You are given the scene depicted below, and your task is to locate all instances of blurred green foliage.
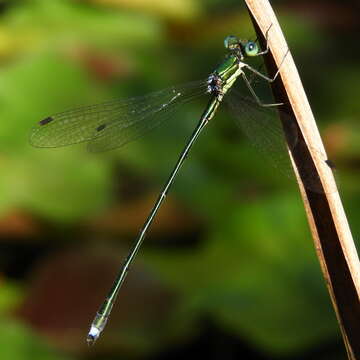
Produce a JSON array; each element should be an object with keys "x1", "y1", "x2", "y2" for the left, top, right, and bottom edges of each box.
[
  {"x1": 0, "y1": 317, "x2": 73, "y2": 360},
  {"x1": 0, "y1": 0, "x2": 358, "y2": 359}
]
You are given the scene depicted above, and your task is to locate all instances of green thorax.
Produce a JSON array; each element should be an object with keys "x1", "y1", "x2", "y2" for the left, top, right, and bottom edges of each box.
[{"x1": 214, "y1": 54, "x2": 243, "y2": 96}]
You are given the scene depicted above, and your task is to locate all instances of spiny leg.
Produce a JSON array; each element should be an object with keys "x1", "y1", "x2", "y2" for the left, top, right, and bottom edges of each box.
[
  {"x1": 244, "y1": 47, "x2": 290, "y2": 83},
  {"x1": 241, "y1": 72, "x2": 283, "y2": 107},
  {"x1": 253, "y1": 23, "x2": 273, "y2": 56}
]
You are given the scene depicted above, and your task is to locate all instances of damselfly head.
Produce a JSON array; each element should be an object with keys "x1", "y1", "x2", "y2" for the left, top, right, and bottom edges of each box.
[
  {"x1": 224, "y1": 35, "x2": 240, "y2": 51},
  {"x1": 224, "y1": 34, "x2": 260, "y2": 58},
  {"x1": 224, "y1": 35, "x2": 245, "y2": 60},
  {"x1": 242, "y1": 41, "x2": 259, "y2": 57},
  {"x1": 224, "y1": 36, "x2": 259, "y2": 59}
]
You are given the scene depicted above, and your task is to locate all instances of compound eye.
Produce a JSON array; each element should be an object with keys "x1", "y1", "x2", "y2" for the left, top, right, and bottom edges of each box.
[
  {"x1": 224, "y1": 35, "x2": 239, "y2": 50},
  {"x1": 245, "y1": 41, "x2": 258, "y2": 56}
]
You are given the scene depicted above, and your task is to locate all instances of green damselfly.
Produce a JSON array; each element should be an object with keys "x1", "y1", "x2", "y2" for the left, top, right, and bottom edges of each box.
[{"x1": 30, "y1": 27, "x2": 291, "y2": 344}]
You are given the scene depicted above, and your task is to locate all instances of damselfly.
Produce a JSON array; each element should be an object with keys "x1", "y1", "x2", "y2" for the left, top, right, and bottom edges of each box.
[{"x1": 30, "y1": 27, "x2": 291, "y2": 344}]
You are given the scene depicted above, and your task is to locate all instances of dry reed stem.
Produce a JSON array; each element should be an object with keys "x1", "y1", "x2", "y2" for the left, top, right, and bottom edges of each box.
[{"x1": 244, "y1": 1, "x2": 360, "y2": 358}]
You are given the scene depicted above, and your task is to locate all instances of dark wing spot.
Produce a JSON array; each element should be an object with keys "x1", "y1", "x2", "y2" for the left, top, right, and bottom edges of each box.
[
  {"x1": 96, "y1": 124, "x2": 107, "y2": 132},
  {"x1": 39, "y1": 117, "x2": 54, "y2": 126}
]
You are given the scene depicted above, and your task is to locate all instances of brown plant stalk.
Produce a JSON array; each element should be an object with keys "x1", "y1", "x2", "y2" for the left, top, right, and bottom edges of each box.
[{"x1": 244, "y1": 0, "x2": 360, "y2": 358}]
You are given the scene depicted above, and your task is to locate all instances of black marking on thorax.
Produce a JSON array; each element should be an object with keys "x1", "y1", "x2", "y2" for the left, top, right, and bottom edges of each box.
[{"x1": 207, "y1": 74, "x2": 224, "y2": 98}]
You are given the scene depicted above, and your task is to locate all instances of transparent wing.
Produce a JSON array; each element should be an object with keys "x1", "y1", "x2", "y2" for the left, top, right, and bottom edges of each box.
[
  {"x1": 225, "y1": 88, "x2": 334, "y2": 193},
  {"x1": 225, "y1": 88, "x2": 298, "y2": 176},
  {"x1": 87, "y1": 81, "x2": 208, "y2": 152},
  {"x1": 30, "y1": 80, "x2": 208, "y2": 152}
]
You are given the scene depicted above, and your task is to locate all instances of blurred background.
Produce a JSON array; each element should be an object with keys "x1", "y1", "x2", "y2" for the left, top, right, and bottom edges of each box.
[{"x1": 0, "y1": 0, "x2": 359, "y2": 359}]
